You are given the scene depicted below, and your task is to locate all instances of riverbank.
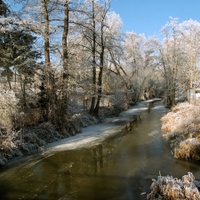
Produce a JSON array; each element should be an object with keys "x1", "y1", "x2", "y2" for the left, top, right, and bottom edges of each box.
[
  {"x1": 46, "y1": 99, "x2": 155, "y2": 153},
  {"x1": 161, "y1": 101, "x2": 200, "y2": 160},
  {"x1": 0, "y1": 99, "x2": 161, "y2": 167}
]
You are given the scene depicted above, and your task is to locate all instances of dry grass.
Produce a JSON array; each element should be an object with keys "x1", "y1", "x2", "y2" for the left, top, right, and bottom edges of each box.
[
  {"x1": 14, "y1": 108, "x2": 42, "y2": 129},
  {"x1": 0, "y1": 133, "x2": 22, "y2": 165},
  {"x1": 174, "y1": 138, "x2": 200, "y2": 160},
  {"x1": 161, "y1": 102, "x2": 200, "y2": 160},
  {"x1": 147, "y1": 172, "x2": 200, "y2": 200},
  {"x1": 161, "y1": 102, "x2": 199, "y2": 139}
]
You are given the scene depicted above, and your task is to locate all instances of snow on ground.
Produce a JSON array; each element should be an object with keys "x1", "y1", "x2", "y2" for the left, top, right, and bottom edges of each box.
[{"x1": 45, "y1": 99, "x2": 161, "y2": 153}]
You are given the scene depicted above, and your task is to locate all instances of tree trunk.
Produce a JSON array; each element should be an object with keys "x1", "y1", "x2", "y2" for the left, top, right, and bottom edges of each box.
[
  {"x1": 60, "y1": 0, "x2": 69, "y2": 116},
  {"x1": 58, "y1": 0, "x2": 69, "y2": 125},
  {"x1": 62, "y1": 0, "x2": 69, "y2": 83},
  {"x1": 6, "y1": 67, "x2": 12, "y2": 90},
  {"x1": 94, "y1": 66, "x2": 103, "y2": 115},
  {"x1": 89, "y1": 0, "x2": 97, "y2": 115},
  {"x1": 22, "y1": 78, "x2": 26, "y2": 108},
  {"x1": 42, "y1": 0, "x2": 54, "y2": 122},
  {"x1": 94, "y1": 23, "x2": 105, "y2": 115}
]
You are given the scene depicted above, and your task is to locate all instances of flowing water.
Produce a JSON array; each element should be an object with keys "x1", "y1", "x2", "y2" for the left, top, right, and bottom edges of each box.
[{"x1": 0, "y1": 102, "x2": 200, "y2": 200}]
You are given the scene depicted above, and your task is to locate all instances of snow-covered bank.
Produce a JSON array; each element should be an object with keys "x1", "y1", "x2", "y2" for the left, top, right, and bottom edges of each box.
[
  {"x1": 161, "y1": 101, "x2": 200, "y2": 160},
  {"x1": 46, "y1": 99, "x2": 159, "y2": 153}
]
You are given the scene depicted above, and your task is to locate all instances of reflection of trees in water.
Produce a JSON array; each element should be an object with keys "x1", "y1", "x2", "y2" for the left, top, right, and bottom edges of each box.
[
  {"x1": 0, "y1": 115, "x2": 144, "y2": 200},
  {"x1": 47, "y1": 116, "x2": 143, "y2": 199},
  {"x1": 147, "y1": 102, "x2": 154, "y2": 113},
  {"x1": 93, "y1": 144, "x2": 103, "y2": 172}
]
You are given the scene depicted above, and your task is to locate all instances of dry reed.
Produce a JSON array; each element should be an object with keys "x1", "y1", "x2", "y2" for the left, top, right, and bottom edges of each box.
[{"x1": 147, "y1": 172, "x2": 200, "y2": 200}]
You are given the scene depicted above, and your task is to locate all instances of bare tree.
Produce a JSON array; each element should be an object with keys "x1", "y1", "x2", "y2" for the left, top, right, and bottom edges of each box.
[
  {"x1": 159, "y1": 18, "x2": 181, "y2": 107},
  {"x1": 93, "y1": 0, "x2": 110, "y2": 115},
  {"x1": 179, "y1": 19, "x2": 200, "y2": 103}
]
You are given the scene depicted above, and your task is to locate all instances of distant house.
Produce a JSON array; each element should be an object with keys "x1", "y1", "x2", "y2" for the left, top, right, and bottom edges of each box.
[
  {"x1": 187, "y1": 88, "x2": 200, "y2": 101},
  {"x1": 195, "y1": 88, "x2": 200, "y2": 99}
]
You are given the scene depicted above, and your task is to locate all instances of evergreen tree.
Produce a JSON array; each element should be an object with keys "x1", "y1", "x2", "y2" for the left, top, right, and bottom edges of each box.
[
  {"x1": 0, "y1": 0, "x2": 9, "y2": 17},
  {"x1": 0, "y1": 0, "x2": 40, "y2": 90}
]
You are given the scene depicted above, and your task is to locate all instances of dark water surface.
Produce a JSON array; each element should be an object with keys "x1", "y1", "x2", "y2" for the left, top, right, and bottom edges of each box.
[{"x1": 0, "y1": 102, "x2": 200, "y2": 200}]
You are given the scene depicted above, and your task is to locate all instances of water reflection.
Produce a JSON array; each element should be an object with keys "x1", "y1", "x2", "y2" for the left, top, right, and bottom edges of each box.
[{"x1": 0, "y1": 102, "x2": 200, "y2": 200}]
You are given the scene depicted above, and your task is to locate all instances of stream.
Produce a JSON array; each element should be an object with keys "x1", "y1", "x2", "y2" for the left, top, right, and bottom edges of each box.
[{"x1": 0, "y1": 101, "x2": 200, "y2": 200}]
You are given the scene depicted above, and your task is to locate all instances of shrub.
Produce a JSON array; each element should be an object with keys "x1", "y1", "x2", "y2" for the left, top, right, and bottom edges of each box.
[
  {"x1": 110, "y1": 91, "x2": 127, "y2": 114},
  {"x1": 0, "y1": 89, "x2": 18, "y2": 134},
  {"x1": 14, "y1": 108, "x2": 42, "y2": 129}
]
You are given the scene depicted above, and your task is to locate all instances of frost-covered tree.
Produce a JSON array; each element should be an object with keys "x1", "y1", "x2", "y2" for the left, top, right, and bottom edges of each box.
[
  {"x1": 158, "y1": 18, "x2": 200, "y2": 106},
  {"x1": 74, "y1": 0, "x2": 123, "y2": 115},
  {"x1": 15, "y1": 0, "x2": 75, "y2": 122},
  {"x1": 178, "y1": 19, "x2": 200, "y2": 102},
  {"x1": 158, "y1": 18, "x2": 188, "y2": 107},
  {"x1": 143, "y1": 37, "x2": 165, "y2": 99},
  {"x1": 159, "y1": 18, "x2": 179, "y2": 107},
  {"x1": 123, "y1": 32, "x2": 146, "y2": 104}
]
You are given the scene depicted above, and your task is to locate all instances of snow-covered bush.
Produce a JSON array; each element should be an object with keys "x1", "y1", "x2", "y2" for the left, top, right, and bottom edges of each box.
[
  {"x1": 147, "y1": 172, "x2": 200, "y2": 200},
  {"x1": 15, "y1": 108, "x2": 42, "y2": 129},
  {"x1": 0, "y1": 89, "x2": 23, "y2": 165},
  {"x1": 66, "y1": 112, "x2": 99, "y2": 135},
  {"x1": 0, "y1": 89, "x2": 19, "y2": 134},
  {"x1": 110, "y1": 91, "x2": 127, "y2": 114}
]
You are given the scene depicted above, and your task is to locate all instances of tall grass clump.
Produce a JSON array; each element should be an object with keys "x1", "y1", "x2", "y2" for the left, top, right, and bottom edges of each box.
[
  {"x1": 161, "y1": 102, "x2": 200, "y2": 160},
  {"x1": 174, "y1": 138, "x2": 200, "y2": 160}
]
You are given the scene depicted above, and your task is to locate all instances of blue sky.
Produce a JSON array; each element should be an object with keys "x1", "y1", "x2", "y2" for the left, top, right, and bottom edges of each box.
[{"x1": 110, "y1": 0, "x2": 200, "y2": 37}]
